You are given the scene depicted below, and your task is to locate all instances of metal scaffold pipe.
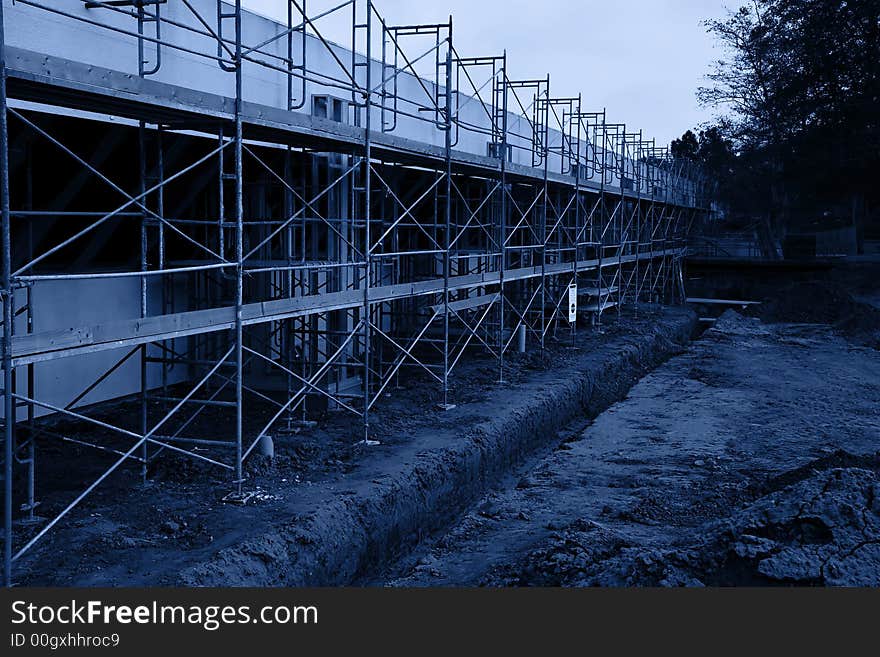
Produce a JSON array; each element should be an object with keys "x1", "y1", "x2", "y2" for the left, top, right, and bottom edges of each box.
[
  {"x1": 0, "y1": 0, "x2": 12, "y2": 589},
  {"x1": 234, "y1": 0, "x2": 244, "y2": 492},
  {"x1": 0, "y1": 0, "x2": 709, "y2": 574}
]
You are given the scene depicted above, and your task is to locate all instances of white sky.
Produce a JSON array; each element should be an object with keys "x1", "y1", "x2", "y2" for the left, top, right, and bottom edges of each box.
[{"x1": 241, "y1": 0, "x2": 731, "y2": 146}]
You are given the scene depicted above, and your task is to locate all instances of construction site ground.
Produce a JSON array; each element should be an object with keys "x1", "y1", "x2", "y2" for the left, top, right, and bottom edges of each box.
[
  {"x1": 382, "y1": 282, "x2": 880, "y2": 586},
  {"x1": 9, "y1": 275, "x2": 880, "y2": 587},
  {"x1": 12, "y1": 305, "x2": 694, "y2": 586}
]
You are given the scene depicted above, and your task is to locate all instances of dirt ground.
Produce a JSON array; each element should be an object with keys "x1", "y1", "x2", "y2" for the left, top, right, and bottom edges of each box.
[
  {"x1": 9, "y1": 306, "x2": 691, "y2": 586},
  {"x1": 10, "y1": 277, "x2": 880, "y2": 587},
  {"x1": 381, "y1": 301, "x2": 880, "y2": 586}
]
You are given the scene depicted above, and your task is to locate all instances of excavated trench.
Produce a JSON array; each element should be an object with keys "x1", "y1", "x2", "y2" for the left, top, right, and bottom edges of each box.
[
  {"x1": 14, "y1": 306, "x2": 698, "y2": 586},
  {"x1": 179, "y1": 277, "x2": 878, "y2": 588},
  {"x1": 379, "y1": 298, "x2": 880, "y2": 588},
  {"x1": 176, "y1": 307, "x2": 698, "y2": 586}
]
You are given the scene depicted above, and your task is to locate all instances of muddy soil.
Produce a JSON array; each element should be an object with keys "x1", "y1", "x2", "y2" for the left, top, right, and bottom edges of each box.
[
  {"x1": 382, "y1": 307, "x2": 880, "y2": 587},
  {"x1": 8, "y1": 306, "x2": 693, "y2": 586}
]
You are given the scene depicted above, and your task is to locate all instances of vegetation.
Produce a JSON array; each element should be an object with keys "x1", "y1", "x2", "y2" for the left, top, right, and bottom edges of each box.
[{"x1": 678, "y1": 0, "x2": 879, "y2": 236}]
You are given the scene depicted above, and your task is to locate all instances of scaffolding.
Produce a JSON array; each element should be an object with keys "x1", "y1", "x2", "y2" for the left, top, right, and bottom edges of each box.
[{"x1": 0, "y1": 0, "x2": 713, "y2": 585}]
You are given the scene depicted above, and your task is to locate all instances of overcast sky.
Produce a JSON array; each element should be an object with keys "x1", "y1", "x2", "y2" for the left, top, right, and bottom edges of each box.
[{"x1": 241, "y1": 0, "x2": 732, "y2": 146}]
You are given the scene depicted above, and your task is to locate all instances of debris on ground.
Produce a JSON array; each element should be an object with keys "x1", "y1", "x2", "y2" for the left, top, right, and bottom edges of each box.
[{"x1": 221, "y1": 488, "x2": 281, "y2": 506}]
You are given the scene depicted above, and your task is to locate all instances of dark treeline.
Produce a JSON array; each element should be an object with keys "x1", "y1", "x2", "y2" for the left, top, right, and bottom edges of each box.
[{"x1": 675, "y1": 0, "x2": 879, "y2": 240}]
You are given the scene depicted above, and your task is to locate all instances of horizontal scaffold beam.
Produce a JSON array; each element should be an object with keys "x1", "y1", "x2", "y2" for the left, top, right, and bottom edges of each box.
[
  {"x1": 8, "y1": 250, "x2": 681, "y2": 366},
  {"x1": 430, "y1": 293, "x2": 500, "y2": 315}
]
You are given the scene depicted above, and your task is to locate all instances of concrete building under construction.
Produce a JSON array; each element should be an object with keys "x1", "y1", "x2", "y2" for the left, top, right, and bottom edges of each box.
[{"x1": 0, "y1": 0, "x2": 713, "y2": 585}]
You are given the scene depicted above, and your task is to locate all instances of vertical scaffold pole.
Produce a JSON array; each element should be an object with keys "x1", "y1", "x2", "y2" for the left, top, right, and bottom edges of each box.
[
  {"x1": 0, "y1": 0, "x2": 13, "y2": 587},
  {"x1": 138, "y1": 119, "x2": 149, "y2": 483},
  {"x1": 157, "y1": 126, "x2": 166, "y2": 390},
  {"x1": 599, "y1": 113, "x2": 608, "y2": 324},
  {"x1": 634, "y1": 130, "x2": 642, "y2": 311},
  {"x1": 362, "y1": 0, "x2": 373, "y2": 442},
  {"x1": 617, "y1": 130, "x2": 625, "y2": 318},
  {"x1": 572, "y1": 94, "x2": 582, "y2": 344},
  {"x1": 498, "y1": 52, "x2": 508, "y2": 384},
  {"x1": 539, "y1": 76, "x2": 549, "y2": 354},
  {"x1": 137, "y1": 0, "x2": 155, "y2": 483},
  {"x1": 442, "y1": 17, "x2": 452, "y2": 409},
  {"x1": 666, "y1": 154, "x2": 673, "y2": 303},
  {"x1": 24, "y1": 144, "x2": 34, "y2": 523},
  {"x1": 596, "y1": 112, "x2": 606, "y2": 327},
  {"x1": 234, "y1": 0, "x2": 244, "y2": 491}
]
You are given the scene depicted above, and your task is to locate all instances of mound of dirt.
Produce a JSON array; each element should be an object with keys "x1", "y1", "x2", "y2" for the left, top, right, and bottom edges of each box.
[
  {"x1": 711, "y1": 309, "x2": 771, "y2": 335},
  {"x1": 746, "y1": 280, "x2": 860, "y2": 324},
  {"x1": 482, "y1": 451, "x2": 880, "y2": 587},
  {"x1": 746, "y1": 280, "x2": 880, "y2": 348},
  {"x1": 704, "y1": 465, "x2": 880, "y2": 586},
  {"x1": 836, "y1": 307, "x2": 880, "y2": 349}
]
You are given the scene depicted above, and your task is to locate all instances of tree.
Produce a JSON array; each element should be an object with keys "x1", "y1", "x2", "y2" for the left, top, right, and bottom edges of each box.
[
  {"x1": 670, "y1": 130, "x2": 699, "y2": 161},
  {"x1": 697, "y1": 0, "x2": 880, "y2": 232},
  {"x1": 695, "y1": 127, "x2": 734, "y2": 175},
  {"x1": 672, "y1": 125, "x2": 747, "y2": 217},
  {"x1": 672, "y1": 127, "x2": 734, "y2": 170}
]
